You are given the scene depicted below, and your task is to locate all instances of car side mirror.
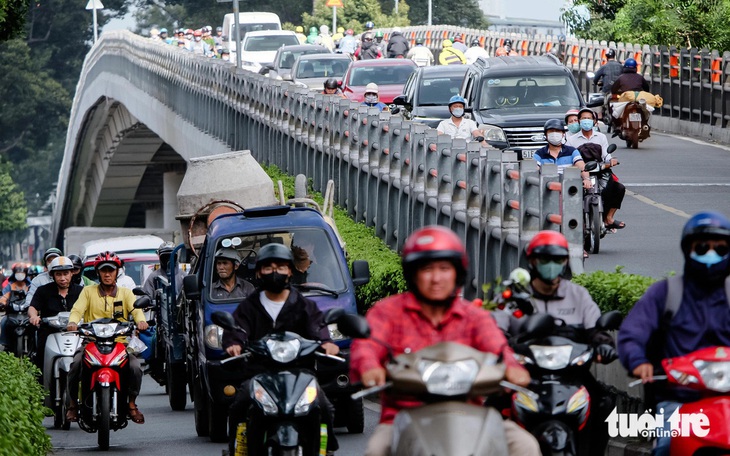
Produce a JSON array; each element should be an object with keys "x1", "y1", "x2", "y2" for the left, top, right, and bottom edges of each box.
[
  {"x1": 337, "y1": 80, "x2": 343, "y2": 88},
  {"x1": 351, "y1": 260, "x2": 370, "y2": 287},
  {"x1": 392, "y1": 95, "x2": 406, "y2": 106},
  {"x1": 595, "y1": 310, "x2": 623, "y2": 331},
  {"x1": 282, "y1": 73, "x2": 293, "y2": 81},
  {"x1": 463, "y1": 106, "x2": 473, "y2": 113},
  {"x1": 183, "y1": 274, "x2": 200, "y2": 299}
]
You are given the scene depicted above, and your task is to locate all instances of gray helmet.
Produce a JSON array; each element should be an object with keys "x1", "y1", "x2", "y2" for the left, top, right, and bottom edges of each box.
[
  {"x1": 157, "y1": 241, "x2": 175, "y2": 257},
  {"x1": 255, "y1": 244, "x2": 294, "y2": 269},
  {"x1": 215, "y1": 247, "x2": 240, "y2": 264},
  {"x1": 49, "y1": 256, "x2": 75, "y2": 273},
  {"x1": 543, "y1": 118, "x2": 565, "y2": 134},
  {"x1": 44, "y1": 247, "x2": 63, "y2": 263}
]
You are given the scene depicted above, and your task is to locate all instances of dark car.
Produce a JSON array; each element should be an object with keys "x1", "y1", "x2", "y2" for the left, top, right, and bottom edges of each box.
[
  {"x1": 461, "y1": 54, "x2": 602, "y2": 158},
  {"x1": 341, "y1": 58, "x2": 417, "y2": 104},
  {"x1": 260, "y1": 44, "x2": 329, "y2": 80},
  {"x1": 391, "y1": 64, "x2": 468, "y2": 128}
]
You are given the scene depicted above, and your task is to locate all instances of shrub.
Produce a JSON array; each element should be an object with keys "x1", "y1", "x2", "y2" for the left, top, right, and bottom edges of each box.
[
  {"x1": 572, "y1": 266, "x2": 659, "y2": 316},
  {"x1": 0, "y1": 352, "x2": 52, "y2": 455}
]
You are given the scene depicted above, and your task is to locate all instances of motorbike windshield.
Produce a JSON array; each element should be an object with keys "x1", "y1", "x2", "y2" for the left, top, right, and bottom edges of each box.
[
  {"x1": 209, "y1": 228, "x2": 347, "y2": 303},
  {"x1": 478, "y1": 75, "x2": 582, "y2": 110}
]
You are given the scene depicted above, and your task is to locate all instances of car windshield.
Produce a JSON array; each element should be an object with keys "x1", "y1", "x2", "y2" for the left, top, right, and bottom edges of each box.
[
  {"x1": 209, "y1": 228, "x2": 347, "y2": 303},
  {"x1": 348, "y1": 65, "x2": 415, "y2": 87},
  {"x1": 278, "y1": 49, "x2": 322, "y2": 69},
  {"x1": 244, "y1": 35, "x2": 299, "y2": 52},
  {"x1": 235, "y1": 23, "x2": 279, "y2": 39},
  {"x1": 417, "y1": 75, "x2": 464, "y2": 106},
  {"x1": 296, "y1": 58, "x2": 349, "y2": 79},
  {"x1": 82, "y1": 260, "x2": 156, "y2": 286},
  {"x1": 478, "y1": 75, "x2": 582, "y2": 110}
]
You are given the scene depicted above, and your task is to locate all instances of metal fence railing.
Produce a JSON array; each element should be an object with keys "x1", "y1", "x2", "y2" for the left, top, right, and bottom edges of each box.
[{"x1": 59, "y1": 30, "x2": 584, "y2": 298}]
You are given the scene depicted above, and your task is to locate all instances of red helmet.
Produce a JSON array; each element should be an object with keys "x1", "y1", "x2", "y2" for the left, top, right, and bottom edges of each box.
[
  {"x1": 526, "y1": 230, "x2": 569, "y2": 258},
  {"x1": 402, "y1": 226, "x2": 468, "y2": 284},
  {"x1": 94, "y1": 251, "x2": 122, "y2": 270}
]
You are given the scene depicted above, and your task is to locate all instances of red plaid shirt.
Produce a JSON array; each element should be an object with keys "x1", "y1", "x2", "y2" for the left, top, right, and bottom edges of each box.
[{"x1": 350, "y1": 292, "x2": 523, "y2": 424}]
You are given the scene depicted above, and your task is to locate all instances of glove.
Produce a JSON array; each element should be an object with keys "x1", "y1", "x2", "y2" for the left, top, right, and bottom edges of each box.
[{"x1": 595, "y1": 344, "x2": 617, "y2": 364}]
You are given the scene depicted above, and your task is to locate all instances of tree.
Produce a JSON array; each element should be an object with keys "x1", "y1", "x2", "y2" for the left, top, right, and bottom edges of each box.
[
  {"x1": 407, "y1": 0, "x2": 487, "y2": 28},
  {"x1": 0, "y1": 161, "x2": 27, "y2": 233},
  {"x1": 0, "y1": 0, "x2": 29, "y2": 41},
  {"x1": 301, "y1": 0, "x2": 410, "y2": 32}
]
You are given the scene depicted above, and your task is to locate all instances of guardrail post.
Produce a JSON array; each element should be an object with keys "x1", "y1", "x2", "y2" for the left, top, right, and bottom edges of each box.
[
  {"x1": 407, "y1": 123, "x2": 430, "y2": 233},
  {"x1": 561, "y1": 167, "x2": 584, "y2": 274},
  {"x1": 465, "y1": 145, "x2": 485, "y2": 297},
  {"x1": 389, "y1": 120, "x2": 412, "y2": 249},
  {"x1": 500, "y1": 151, "x2": 521, "y2": 277},
  {"x1": 519, "y1": 159, "x2": 542, "y2": 267},
  {"x1": 373, "y1": 112, "x2": 393, "y2": 238}
]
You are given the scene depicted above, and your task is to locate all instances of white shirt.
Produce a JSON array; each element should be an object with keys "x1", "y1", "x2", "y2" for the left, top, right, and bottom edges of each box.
[
  {"x1": 437, "y1": 117, "x2": 480, "y2": 140},
  {"x1": 116, "y1": 271, "x2": 137, "y2": 290},
  {"x1": 464, "y1": 47, "x2": 489, "y2": 65},
  {"x1": 260, "y1": 291, "x2": 285, "y2": 323},
  {"x1": 565, "y1": 129, "x2": 612, "y2": 161}
]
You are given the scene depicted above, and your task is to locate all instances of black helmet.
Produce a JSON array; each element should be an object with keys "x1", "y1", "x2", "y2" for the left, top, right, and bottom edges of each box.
[
  {"x1": 324, "y1": 78, "x2": 338, "y2": 90},
  {"x1": 606, "y1": 48, "x2": 616, "y2": 59},
  {"x1": 157, "y1": 241, "x2": 175, "y2": 257},
  {"x1": 681, "y1": 211, "x2": 730, "y2": 254},
  {"x1": 255, "y1": 244, "x2": 294, "y2": 269},
  {"x1": 543, "y1": 118, "x2": 565, "y2": 134},
  {"x1": 68, "y1": 254, "x2": 83, "y2": 270},
  {"x1": 471, "y1": 39, "x2": 481, "y2": 47},
  {"x1": 503, "y1": 38, "x2": 512, "y2": 46}
]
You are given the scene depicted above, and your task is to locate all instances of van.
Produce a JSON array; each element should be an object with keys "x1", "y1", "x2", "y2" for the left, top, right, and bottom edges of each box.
[
  {"x1": 221, "y1": 12, "x2": 281, "y2": 55},
  {"x1": 239, "y1": 30, "x2": 299, "y2": 73}
]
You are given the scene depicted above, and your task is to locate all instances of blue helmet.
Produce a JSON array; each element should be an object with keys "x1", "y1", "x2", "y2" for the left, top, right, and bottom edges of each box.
[
  {"x1": 365, "y1": 21, "x2": 374, "y2": 29},
  {"x1": 448, "y1": 95, "x2": 467, "y2": 107},
  {"x1": 681, "y1": 211, "x2": 730, "y2": 254},
  {"x1": 624, "y1": 58, "x2": 637, "y2": 69},
  {"x1": 160, "y1": 28, "x2": 168, "y2": 34}
]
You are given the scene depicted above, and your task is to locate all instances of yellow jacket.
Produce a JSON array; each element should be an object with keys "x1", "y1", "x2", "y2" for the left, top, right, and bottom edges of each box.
[
  {"x1": 69, "y1": 284, "x2": 145, "y2": 325},
  {"x1": 439, "y1": 47, "x2": 466, "y2": 65}
]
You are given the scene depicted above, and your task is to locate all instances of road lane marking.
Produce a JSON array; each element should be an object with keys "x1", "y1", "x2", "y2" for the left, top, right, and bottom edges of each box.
[
  {"x1": 626, "y1": 190, "x2": 692, "y2": 219},
  {"x1": 661, "y1": 132, "x2": 730, "y2": 152}
]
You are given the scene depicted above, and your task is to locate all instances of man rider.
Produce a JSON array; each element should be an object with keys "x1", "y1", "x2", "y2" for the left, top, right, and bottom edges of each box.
[
  {"x1": 611, "y1": 58, "x2": 650, "y2": 96},
  {"x1": 355, "y1": 32, "x2": 382, "y2": 60},
  {"x1": 493, "y1": 230, "x2": 618, "y2": 454},
  {"x1": 386, "y1": 27, "x2": 409, "y2": 58},
  {"x1": 533, "y1": 119, "x2": 591, "y2": 180},
  {"x1": 338, "y1": 29, "x2": 357, "y2": 55},
  {"x1": 65, "y1": 251, "x2": 149, "y2": 424},
  {"x1": 26, "y1": 247, "x2": 63, "y2": 305},
  {"x1": 464, "y1": 38, "x2": 489, "y2": 64},
  {"x1": 406, "y1": 37, "x2": 433, "y2": 67},
  {"x1": 593, "y1": 48, "x2": 622, "y2": 126},
  {"x1": 618, "y1": 211, "x2": 730, "y2": 456},
  {"x1": 222, "y1": 244, "x2": 340, "y2": 455},
  {"x1": 28, "y1": 256, "x2": 83, "y2": 368},
  {"x1": 495, "y1": 38, "x2": 518, "y2": 57},
  {"x1": 350, "y1": 225, "x2": 541, "y2": 456},
  {"x1": 211, "y1": 247, "x2": 255, "y2": 300},
  {"x1": 141, "y1": 242, "x2": 185, "y2": 299},
  {"x1": 67, "y1": 254, "x2": 86, "y2": 286},
  {"x1": 437, "y1": 95, "x2": 485, "y2": 141}
]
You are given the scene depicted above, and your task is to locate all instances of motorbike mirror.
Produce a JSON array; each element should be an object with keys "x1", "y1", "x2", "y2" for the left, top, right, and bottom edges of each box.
[
  {"x1": 586, "y1": 96, "x2": 604, "y2": 108},
  {"x1": 323, "y1": 308, "x2": 345, "y2": 324},
  {"x1": 333, "y1": 313, "x2": 371, "y2": 339},
  {"x1": 520, "y1": 313, "x2": 555, "y2": 338},
  {"x1": 607, "y1": 144, "x2": 617, "y2": 154},
  {"x1": 211, "y1": 311, "x2": 237, "y2": 331},
  {"x1": 595, "y1": 310, "x2": 623, "y2": 331},
  {"x1": 132, "y1": 287, "x2": 145, "y2": 296},
  {"x1": 584, "y1": 161, "x2": 599, "y2": 172},
  {"x1": 586, "y1": 71, "x2": 595, "y2": 79},
  {"x1": 133, "y1": 296, "x2": 152, "y2": 309}
]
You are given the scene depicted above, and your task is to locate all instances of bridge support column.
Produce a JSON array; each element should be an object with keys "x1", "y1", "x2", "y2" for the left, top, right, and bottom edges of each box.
[
  {"x1": 163, "y1": 171, "x2": 184, "y2": 230},
  {"x1": 145, "y1": 207, "x2": 164, "y2": 228}
]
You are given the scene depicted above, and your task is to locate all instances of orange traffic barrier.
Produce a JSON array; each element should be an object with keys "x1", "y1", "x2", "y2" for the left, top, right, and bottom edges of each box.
[
  {"x1": 669, "y1": 54, "x2": 679, "y2": 77},
  {"x1": 633, "y1": 51, "x2": 642, "y2": 72},
  {"x1": 520, "y1": 41, "x2": 528, "y2": 56},
  {"x1": 442, "y1": 30, "x2": 449, "y2": 39},
  {"x1": 711, "y1": 58, "x2": 722, "y2": 83},
  {"x1": 571, "y1": 45, "x2": 579, "y2": 65},
  {"x1": 479, "y1": 36, "x2": 485, "y2": 47}
]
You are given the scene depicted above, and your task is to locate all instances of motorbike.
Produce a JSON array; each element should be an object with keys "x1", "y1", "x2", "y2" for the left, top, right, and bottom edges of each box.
[
  {"x1": 582, "y1": 143, "x2": 618, "y2": 255},
  {"x1": 2, "y1": 290, "x2": 36, "y2": 358},
  {"x1": 509, "y1": 311, "x2": 623, "y2": 456},
  {"x1": 628, "y1": 346, "x2": 730, "y2": 455},
  {"x1": 334, "y1": 310, "x2": 534, "y2": 456},
  {"x1": 41, "y1": 311, "x2": 83, "y2": 430},
  {"x1": 72, "y1": 296, "x2": 152, "y2": 450},
  {"x1": 611, "y1": 99, "x2": 651, "y2": 149},
  {"x1": 211, "y1": 311, "x2": 346, "y2": 456}
]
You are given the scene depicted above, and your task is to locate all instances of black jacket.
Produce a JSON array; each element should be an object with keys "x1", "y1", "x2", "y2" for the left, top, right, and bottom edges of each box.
[
  {"x1": 387, "y1": 33, "x2": 410, "y2": 58},
  {"x1": 611, "y1": 71, "x2": 650, "y2": 94}
]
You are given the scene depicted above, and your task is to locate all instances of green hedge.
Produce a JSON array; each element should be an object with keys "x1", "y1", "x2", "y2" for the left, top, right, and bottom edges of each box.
[
  {"x1": 0, "y1": 352, "x2": 52, "y2": 455},
  {"x1": 572, "y1": 266, "x2": 659, "y2": 316}
]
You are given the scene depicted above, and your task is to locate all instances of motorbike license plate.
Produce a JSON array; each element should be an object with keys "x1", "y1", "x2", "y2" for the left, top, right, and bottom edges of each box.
[{"x1": 628, "y1": 112, "x2": 642, "y2": 122}]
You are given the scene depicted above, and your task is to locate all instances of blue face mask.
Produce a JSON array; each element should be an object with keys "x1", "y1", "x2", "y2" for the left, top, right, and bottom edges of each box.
[
  {"x1": 580, "y1": 119, "x2": 594, "y2": 131},
  {"x1": 536, "y1": 261, "x2": 565, "y2": 281},
  {"x1": 567, "y1": 123, "x2": 581, "y2": 134},
  {"x1": 690, "y1": 250, "x2": 728, "y2": 266}
]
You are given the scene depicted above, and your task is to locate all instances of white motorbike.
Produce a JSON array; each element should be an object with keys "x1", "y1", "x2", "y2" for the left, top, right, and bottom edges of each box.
[{"x1": 41, "y1": 311, "x2": 82, "y2": 429}]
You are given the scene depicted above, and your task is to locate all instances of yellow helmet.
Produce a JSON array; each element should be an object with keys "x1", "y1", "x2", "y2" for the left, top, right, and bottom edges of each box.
[
  {"x1": 337, "y1": 26, "x2": 344, "y2": 33},
  {"x1": 443, "y1": 39, "x2": 453, "y2": 48},
  {"x1": 295, "y1": 26, "x2": 304, "y2": 33}
]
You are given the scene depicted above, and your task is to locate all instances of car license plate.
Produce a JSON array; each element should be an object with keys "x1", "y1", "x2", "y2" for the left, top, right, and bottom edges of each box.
[
  {"x1": 521, "y1": 150, "x2": 535, "y2": 160},
  {"x1": 629, "y1": 112, "x2": 642, "y2": 122}
]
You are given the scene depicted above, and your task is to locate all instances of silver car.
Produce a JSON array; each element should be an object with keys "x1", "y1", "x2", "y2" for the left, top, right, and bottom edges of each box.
[{"x1": 290, "y1": 53, "x2": 353, "y2": 90}]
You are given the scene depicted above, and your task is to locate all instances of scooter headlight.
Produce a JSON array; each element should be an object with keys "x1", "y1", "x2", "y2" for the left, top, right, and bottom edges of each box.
[
  {"x1": 529, "y1": 345, "x2": 572, "y2": 370},
  {"x1": 417, "y1": 359, "x2": 479, "y2": 396},
  {"x1": 47, "y1": 315, "x2": 69, "y2": 329},
  {"x1": 92, "y1": 323, "x2": 118, "y2": 338},
  {"x1": 693, "y1": 360, "x2": 730, "y2": 392},
  {"x1": 514, "y1": 390, "x2": 539, "y2": 412},
  {"x1": 252, "y1": 380, "x2": 278, "y2": 415},
  {"x1": 294, "y1": 379, "x2": 318, "y2": 416},
  {"x1": 513, "y1": 353, "x2": 534, "y2": 365},
  {"x1": 328, "y1": 323, "x2": 346, "y2": 341},
  {"x1": 571, "y1": 349, "x2": 593, "y2": 366},
  {"x1": 266, "y1": 339, "x2": 301, "y2": 363},
  {"x1": 566, "y1": 386, "x2": 590, "y2": 414},
  {"x1": 204, "y1": 324, "x2": 224, "y2": 349}
]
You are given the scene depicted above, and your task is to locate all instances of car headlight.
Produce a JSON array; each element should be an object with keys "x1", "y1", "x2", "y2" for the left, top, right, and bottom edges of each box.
[
  {"x1": 529, "y1": 345, "x2": 572, "y2": 370},
  {"x1": 204, "y1": 325, "x2": 224, "y2": 349},
  {"x1": 294, "y1": 379, "x2": 318, "y2": 416},
  {"x1": 571, "y1": 349, "x2": 593, "y2": 366},
  {"x1": 514, "y1": 390, "x2": 539, "y2": 412},
  {"x1": 328, "y1": 323, "x2": 346, "y2": 341},
  {"x1": 266, "y1": 339, "x2": 301, "y2": 363},
  {"x1": 693, "y1": 360, "x2": 730, "y2": 392},
  {"x1": 417, "y1": 359, "x2": 479, "y2": 396},
  {"x1": 92, "y1": 323, "x2": 118, "y2": 338},
  {"x1": 479, "y1": 124, "x2": 507, "y2": 142},
  {"x1": 252, "y1": 380, "x2": 278, "y2": 415},
  {"x1": 566, "y1": 386, "x2": 590, "y2": 414}
]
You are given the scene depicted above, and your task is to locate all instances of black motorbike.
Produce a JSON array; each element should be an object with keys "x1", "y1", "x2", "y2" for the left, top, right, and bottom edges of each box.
[
  {"x1": 583, "y1": 144, "x2": 618, "y2": 255},
  {"x1": 2, "y1": 290, "x2": 36, "y2": 358},
  {"x1": 509, "y1": 311, "x2": 622, "y2": 456},
  {"x1": 212, "y1": 311, "x2": 345, "y2": 456}
]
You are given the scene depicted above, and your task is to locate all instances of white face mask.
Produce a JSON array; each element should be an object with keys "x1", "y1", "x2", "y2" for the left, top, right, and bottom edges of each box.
[
  {"x1": 546, "y1": 132, "x2": 564, "y2": 146},
  {"x1": 15, "y1": 273, "x2": 26, "y2": 281},
  {"x1": 364, "y1": 94, "x2": 378, "y2": 104},
  {"x1": 451, "y1": 108, "x2": 464, "y2": 118}
]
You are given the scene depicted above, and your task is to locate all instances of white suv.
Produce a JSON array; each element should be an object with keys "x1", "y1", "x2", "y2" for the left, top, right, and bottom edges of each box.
[{"x1": 239, "y1": 30, "x2": 299, "y2": 73}]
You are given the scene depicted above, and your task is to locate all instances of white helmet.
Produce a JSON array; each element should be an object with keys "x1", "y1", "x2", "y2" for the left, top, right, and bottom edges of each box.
[{"x1": 320, "y1": 25, "x2": 329, "y2": 34}]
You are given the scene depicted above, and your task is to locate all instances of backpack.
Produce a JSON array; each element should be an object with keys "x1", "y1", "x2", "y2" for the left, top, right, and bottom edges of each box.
[{"x1": 663, "y1": 274, "x2": 730, "y2": 319}]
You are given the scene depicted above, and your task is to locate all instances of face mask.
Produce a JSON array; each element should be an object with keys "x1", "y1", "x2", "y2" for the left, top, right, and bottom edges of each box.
[
  {"x1": 567, "y1": 123, "x2": 581, "y2": 134},
  {"x1": 547, "y1": 132, "x2": 563, "y2": 146},
  {"x1": 195, "y1": 37, "x2": 201, "y2": 42},
  {"x1": 451, "y1": 108, "x2": 464, "y2": 118},
  {"x1": 259, "y1": 272, "x2": 289, "y2": 293},
  {"x1": 690, "y1": 250, "x2": 728, "y2": 266},
  {"x1": 536, "y1": 261, "x2": 565, "y2": 281},
  {"x1": 222, "y1": 56, "x2": 229, "y2": 61},
  {"x1": 14, "y1": 273, "x2": 26, "y2": 281},
  {"x1": 580, "y1": 119, "x2": 594, "y2": 131},
  {"x1": 364, "y1": 94, "x2": 378, "y2": 104}
]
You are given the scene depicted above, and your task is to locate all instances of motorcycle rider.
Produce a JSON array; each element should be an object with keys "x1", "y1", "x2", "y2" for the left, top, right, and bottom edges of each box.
[
  {"x1": 65, "y1": 251, "x2": 149, "y2": 424},
  {"x1": 611, "y1": 58, "x2": 650, "y2": 96},
  {"x1": 338, "y1": 29, "x2": 357, "y2": 55},
  {"x1": 533, "y1": 119, "x2": 591, "y2": 185},
  {"x1": 564, "y1": 108, "x2": 581, "y2": 137},
  {"x1": 26, "y1": 247, "x2": 63, "y2": 305},
  {"x1": 618, "y1": 211, "x2": 730, "y2": 456},
  {"x1": 222, "y1": 243, "x2": 340, "y2": 455},
  {"x1": 67, "y1": 254, "x2": 86, "y2": 286},
  {"x1": 406, "y1": 37, "x2": 433, "y2": 66},
  {"x1": 322, "y1": 78, "x2": 345, "y2": 97},
  {"x1": 0, "y1": 264, "x2": 32, "y2": 349},
  {"x1": 315, "y1": 25, "x2": 335, "y2": 52},
  {"x1": 495, "y1": 38, "x2": 518, "y2": 57},
  {"x1": 354, "y1": 32, "x2": 382, "y2": 60},
  {"x1": 493, "y1": 230, "x2": 618, "y2": 454},
  {"x1": 294, "y1": 25, "x2": 307, "y2": 44},
  {"x1": 437, "y1": 95, "x2": 485, "y2": 141},
  {"x1": 451, "y1": 35, "x2": 468, "y2": 53},
  {"x1": 464, "y1": 38, "x2": 489, "y2": 64},
  {"x1": 593, "y1": 48, "x2": 622, "y2": 126},
  {"x1": 28, "y1": 256, "x2": 83, "y2": 368},
  {"x1": 386, "y1": 27, "x2": 409, "y2": 58},
  {"x1": 211, "y1": 247, "x2": 255, "y2": 300},
  {"x1": 350, "y1": 225, "x2": 540, "y2": 456},
  {"x1": 361, "y1": 83, "x2": 389, "y2": 112},
  {"x1": 141, "y1": 241, "x2": 185, "y2": 299},
  {"x1": 438, "y1": 39, "x2": 466, "y2": 65},
  {"x1": 361, "y1": 20, "x2": 375, "y2": 43}
]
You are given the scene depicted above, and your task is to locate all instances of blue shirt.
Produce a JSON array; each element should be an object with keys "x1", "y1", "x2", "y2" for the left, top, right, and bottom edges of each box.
[
  {"x1": 533, "y1": 144, "x2": 583, "y2": 174},
  {"x1": 362, "y1": 101, "x2": 388, "y2": 112}
]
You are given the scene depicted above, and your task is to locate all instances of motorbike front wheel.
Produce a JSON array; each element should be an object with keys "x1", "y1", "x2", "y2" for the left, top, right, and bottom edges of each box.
[
  {"x1": 584, "y1": 203, "x2": 602, "y2": 254},
  {"x1": 97, "y1": 387, "x2": 111, "y2": 450},
  {"x1": 60, "y1": 373, "x2": 71, "y2": 431}
]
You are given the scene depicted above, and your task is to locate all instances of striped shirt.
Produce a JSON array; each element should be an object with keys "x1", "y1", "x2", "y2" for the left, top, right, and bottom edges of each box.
[{"x1": 533, "y1": 144, "x2": 583, "y2": 174}]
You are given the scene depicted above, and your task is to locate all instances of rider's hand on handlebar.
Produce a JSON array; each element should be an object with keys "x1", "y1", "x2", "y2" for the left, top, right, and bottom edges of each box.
[
  {"x1": 595, "y1": 344, "x2": 618, "y2": 364},
  {"x1": 361, "y1": 367, "x2": 386, "y2": 388},
  {"x1": 30, "y1": 316, "x2": 41, "y2": 327},
  {"x1": 583, "y1": 178, "x2": 593, "y2": 190},
  {"x1": 67, "y1": 322, "x2": 78, "y2": 331},
  {"x1": 632, "y1": 363, "x2": 654, "y2": 383},
  {"x1": 609, "y1": 158, "x2": 619, "y2": 167},
  {"x1": 226, "y1": 345, "x2": 242, "y2": 357},
  {"x1": 505, "y1": 365, "x2": 531, "y2": 388},
  {"x1": 137, "y1": 320, "x2": 149, "y2": 331},
  {"x1": 321, "y1": 341, "x2": 340, "y2": 356}
]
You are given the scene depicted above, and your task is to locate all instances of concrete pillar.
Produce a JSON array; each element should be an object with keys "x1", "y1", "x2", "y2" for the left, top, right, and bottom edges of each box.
[
  {"x1": 163, "y1": 171, "x2": 184, "y2": 230},
  {"x1": 145, "y1": 207, "x2": 164, "y2": 228}
]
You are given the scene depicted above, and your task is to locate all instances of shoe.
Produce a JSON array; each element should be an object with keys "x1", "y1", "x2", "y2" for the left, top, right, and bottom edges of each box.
[
  {"x1": 583, "y1": 250, "x2": 589, "y2": 259},
  {"x1": 605, "y1": 220, "x2": 626, "y2": 230},
  {"x1": 66, "y1": 404, "x2": 78, "y2": 422}
]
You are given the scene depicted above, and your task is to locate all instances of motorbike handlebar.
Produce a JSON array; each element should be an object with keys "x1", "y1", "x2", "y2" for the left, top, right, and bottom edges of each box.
[
  {"x1": 628, "y1": 375, "x2": 668, "y2": 388},
  {"x1": 220, "y1": 353, "x2": 251, "y2": 365},
  {"x1": 351, "y1": 381, "x2": 393, "y2": 400}
]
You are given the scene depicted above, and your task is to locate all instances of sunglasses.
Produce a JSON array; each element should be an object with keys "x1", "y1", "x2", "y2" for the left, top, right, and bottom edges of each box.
[
  {"x1": 496, "y1": 96, "x2": 519, "y2": 106},
  {"x1": 694, "y1": 242, "x2": 730, "y2": 256}
]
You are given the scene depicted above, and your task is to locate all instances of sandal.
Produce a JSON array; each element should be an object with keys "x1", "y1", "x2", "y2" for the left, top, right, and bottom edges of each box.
[
  {"x1": 605, "y1": 220, "x2": 626, "y2": 230},
  {"x1": 128, "y1": 405, "x2": 145, "y2": 424},
  {"x1": 66, "y1": 404, "x2": 78, "y2": 423},
  {"x1": 583, "y1": 250, "x2": 589, "y2": 259}
]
